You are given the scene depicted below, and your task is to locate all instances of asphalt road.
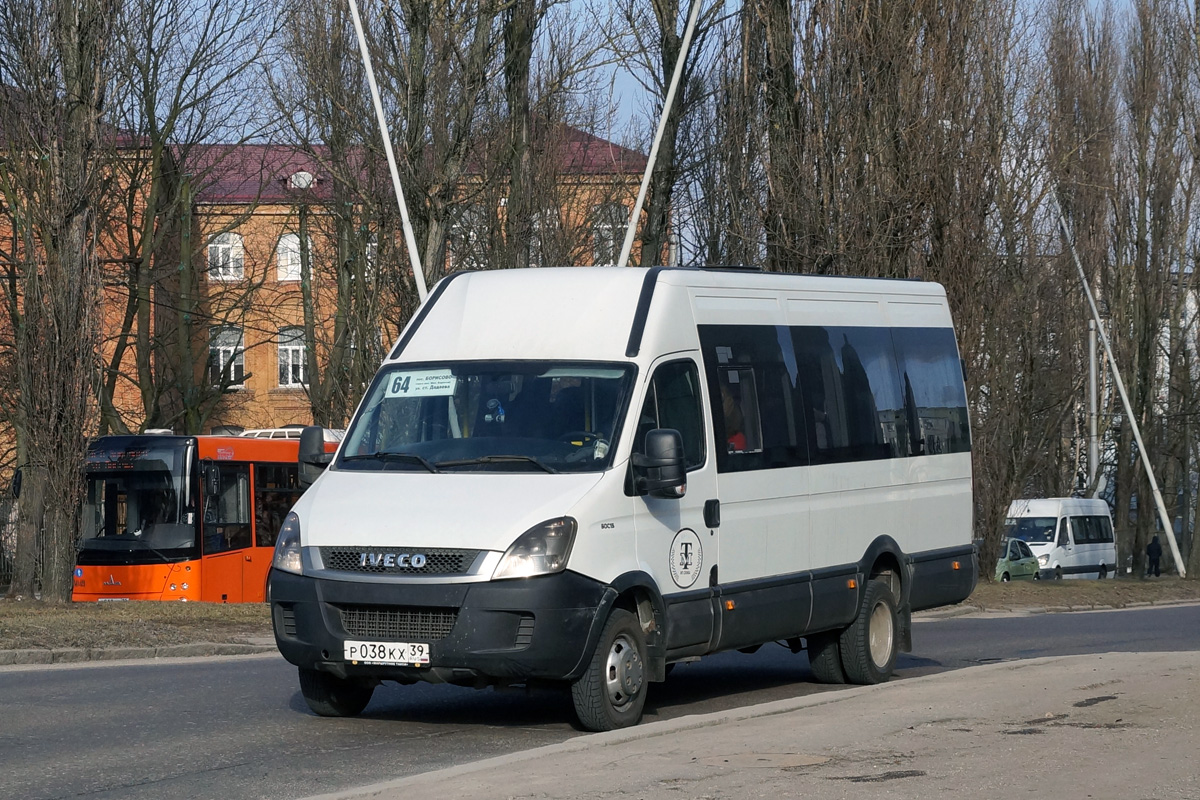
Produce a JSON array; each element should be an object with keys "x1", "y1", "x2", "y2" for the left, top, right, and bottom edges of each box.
[{"x1": 2, "y1": 604, "x2": 1197, "y2": 800}]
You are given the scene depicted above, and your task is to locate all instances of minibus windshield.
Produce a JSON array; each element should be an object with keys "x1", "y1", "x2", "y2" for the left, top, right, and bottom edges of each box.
[
  {"x1": 338, "y1": 362, "x2": 635, "y2": 474},
  {"x1": 80, "y1": 440, "x2": 196, "y2": 564},
  {"x1": 1004, "y1": 516, "x2": 1058, "y2": 544}
]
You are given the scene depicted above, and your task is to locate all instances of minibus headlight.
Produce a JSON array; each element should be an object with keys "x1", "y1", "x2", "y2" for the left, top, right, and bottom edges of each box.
[
  {"x1": 493, "y1": 517, "x2": 577, "y2": 580},
  {"x1": 1038, "y1": 554, "x2": 1049, "y2": 567},
  {"x1": 273, "y1": 512, "x2": 303, "y2": 575}
]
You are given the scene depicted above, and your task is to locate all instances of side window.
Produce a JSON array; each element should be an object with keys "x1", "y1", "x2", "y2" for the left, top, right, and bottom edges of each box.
[
  {"x1": 1008, "y1": 540, "x2": 1020, "y2": 560},
  {"x1": 1095, "y1": 515, "x2": 1114, "y2": 543},
  {"x1": 1057, "y1": 519, "x2": 1070, "y2": 547},
  {"x1": 1017, "y1": 540, "x2": 1034, "y2": 560},
  {"x1": 793, "y1": 325, "x2": 906, "y2": 463},
  {"x1": 698, "y1": 325, "x2": 806, "y2": 473},
  {"x1": 254, "y1": 464, "x2": 301, "y2": 547},
  {"x1": 890, "y1": 327, "x2": 972, "y2": 456},
  {"x1": 637, "y1": 361, "x2": 705, "y2": 471},
  {"x1": 204, "y1": 463, "x2": 251, "y2": 554}
]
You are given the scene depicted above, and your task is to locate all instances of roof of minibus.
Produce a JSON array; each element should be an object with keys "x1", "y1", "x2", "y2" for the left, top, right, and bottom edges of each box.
[
  {"x1": 389, "y1": 267, "x2": 950, "y2": 365},
  {"x1": 1008, "y1": 497, "x2": 1111, "y2": 518}
]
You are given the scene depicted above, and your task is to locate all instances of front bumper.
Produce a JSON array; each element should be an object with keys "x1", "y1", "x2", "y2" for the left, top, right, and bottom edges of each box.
[{"x1": 268, "y1": 568, "x2": 615, "y2": 684}]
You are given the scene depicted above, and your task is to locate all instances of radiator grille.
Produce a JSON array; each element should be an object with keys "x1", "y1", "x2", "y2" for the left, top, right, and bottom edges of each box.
[
  {"x1": 337, "y1": 605, "x2": 458, "y2": 640},
  {"x1": 320, "y1": 547, "x2": 480, "y2": 576}
]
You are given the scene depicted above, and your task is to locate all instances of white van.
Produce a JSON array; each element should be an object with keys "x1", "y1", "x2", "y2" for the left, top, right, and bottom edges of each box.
[
  {"x1": 268, "y1": 267, "x2": 976, "y2": 730},
  {"x1": 1005, "y1": 498, "x2": 1116, "y2": 580}
]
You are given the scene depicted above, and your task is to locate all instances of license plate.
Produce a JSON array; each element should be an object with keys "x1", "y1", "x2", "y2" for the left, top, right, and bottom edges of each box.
[{"x1": 344, "y1": 640, "x2": 430, "y2": 666}]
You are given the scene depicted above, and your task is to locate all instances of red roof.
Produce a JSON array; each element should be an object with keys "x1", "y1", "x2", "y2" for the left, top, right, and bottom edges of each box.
[{"x1": 187, "y1": 123, "x2": 646, "y2": 205}]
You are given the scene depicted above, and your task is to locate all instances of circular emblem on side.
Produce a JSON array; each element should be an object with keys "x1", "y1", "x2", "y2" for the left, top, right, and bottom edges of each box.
[{"x1": 669, "y1": 528, "x2": 703, "y2": 589}]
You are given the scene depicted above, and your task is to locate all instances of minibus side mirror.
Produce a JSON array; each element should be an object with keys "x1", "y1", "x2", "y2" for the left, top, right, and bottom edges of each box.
[
  {"x1": 298, "y1": 425, "x2": 333, "y2": 488},
  {"x1": 632, "y1": 428, "x2": 687, "y2": 499}
]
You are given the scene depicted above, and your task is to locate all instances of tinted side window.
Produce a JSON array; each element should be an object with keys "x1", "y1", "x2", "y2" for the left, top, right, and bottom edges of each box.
[
  {"x1": 699, "y1": 325, "x2": 806, "y2": 473},
  {"x1": 793, "y1": 326, "x2": 905, "y2": 463},
  {"x1": 638, "y1": 361, "x2": 706, "y2": 471},
  {"x1": 1094, "y1": 515, "x2": 1114, "y2": 543},
  {"x1": 890, "y1": 327, "x2": 971, "y2": 455}
]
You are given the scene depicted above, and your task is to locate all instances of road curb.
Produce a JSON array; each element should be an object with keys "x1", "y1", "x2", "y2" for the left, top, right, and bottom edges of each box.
[{"x1": 0, "y1": 642, "x2": 276, "y2": 666}]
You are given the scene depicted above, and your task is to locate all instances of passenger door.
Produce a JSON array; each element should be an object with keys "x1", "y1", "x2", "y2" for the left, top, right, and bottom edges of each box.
[
  {"x1": 632, "y1": 358, "x2": 719, "y2": 656},
  {"x1": 201, "y1": 462, "x2": 252, "y2": 602},
  {"x1": 1056, "y1": 516, "x2": 1075, "y2": 576}
]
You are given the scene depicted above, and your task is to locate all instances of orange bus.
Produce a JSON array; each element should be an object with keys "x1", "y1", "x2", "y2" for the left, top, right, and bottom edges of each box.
[{"x1": 74, "y1": 433, "x2": 336, "y2": 603}]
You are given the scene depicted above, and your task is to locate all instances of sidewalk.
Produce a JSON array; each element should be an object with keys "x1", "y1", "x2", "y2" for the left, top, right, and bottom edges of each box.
[{"x1": 308, "y1": 649, "x2": 1200, "y2": 800}]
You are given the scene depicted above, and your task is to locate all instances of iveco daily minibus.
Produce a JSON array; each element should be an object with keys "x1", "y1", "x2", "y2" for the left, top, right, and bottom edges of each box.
[{"x1": 268, "y1": 266, "x2": 976, "y2": 730}]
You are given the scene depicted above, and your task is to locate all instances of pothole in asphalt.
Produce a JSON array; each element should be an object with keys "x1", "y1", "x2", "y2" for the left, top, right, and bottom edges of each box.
[{"x1": 701, "y1": 753, "x2": 831, "y2": 768}]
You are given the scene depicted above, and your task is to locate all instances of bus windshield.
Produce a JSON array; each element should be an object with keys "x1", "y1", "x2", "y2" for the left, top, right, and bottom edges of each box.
[
  {"x1": 338, "y1": 361, "x2": 636, "y2": 474},
  {"x1": 80, "y1": 438, "x2": 196, "y2": 564},
  {"x1": 1004, "y1": 516, "x2": 1058, "y2": 544}
]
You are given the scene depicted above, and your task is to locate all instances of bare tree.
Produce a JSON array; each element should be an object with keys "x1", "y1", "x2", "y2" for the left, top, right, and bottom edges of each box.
[{"x1": 0, "y1": 0, "x2": 115, "y2": 601}]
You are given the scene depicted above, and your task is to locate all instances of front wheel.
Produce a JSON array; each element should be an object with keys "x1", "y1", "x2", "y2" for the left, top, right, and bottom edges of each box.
[
  {"x1": 1000, "y1": 572, "x2": 1011, "y2": 582},
  {"x1": 571, "y1": 608, "x2": 648, "y2": 731},
  {"x1": 297, "y1": 668, "x2": 374, "y2": 717},
  {"x1": 839, "y1": 578, "x2": 898, "y2": 685}
]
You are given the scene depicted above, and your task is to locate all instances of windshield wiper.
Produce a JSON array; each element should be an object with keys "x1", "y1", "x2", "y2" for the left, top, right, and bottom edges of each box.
[
  {"x1": 436, "y1": 455, "x2": 558, "y2": 474},
  {"x1": 342, "y1": 451, "x2": 442, "y2": 473}
]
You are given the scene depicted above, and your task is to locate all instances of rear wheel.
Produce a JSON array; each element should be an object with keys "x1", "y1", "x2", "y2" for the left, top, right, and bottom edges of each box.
[
  {"x1": 298, "y1": 668, "x2": 374, "y2": 717},
  {"x1": 839, "y1": 578, "x2": 898, "y2": 685},
  {"x1": 806, "y1": 632, "x2": 846, "y2": 684},
  {"x1": 571, "y1": 608, "x2": 648, "y2": 731},
  {"x1": 1098, "y1": 565, "x2": 1107, "y2": 579}
]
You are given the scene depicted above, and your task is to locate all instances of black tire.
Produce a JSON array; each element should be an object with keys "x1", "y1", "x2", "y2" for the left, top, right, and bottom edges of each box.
[
  {"x1": 1033, "y1": 570, "x2": 1041, "y2": 581},
  {"x1": 571, "y1": 608, "x2": 647, "y2": 731},
  {"x1": 1098, "y1": 565, "x2": 1107, "y2": 579},
  {"x1": 839, "y1": 578, "x2": 898, "y2": 685},
  {"x1": 1054, "y1": 567, "x2": 1063, "y2": 580},
  {"x1": 1001, "y1": 572, "x2": 1011, "y2": 582},
  {"x1": 298, "y1": 667, "x2": 374, "y2": 717},
  {"x1": 806, "y1": 632, "x2": 847, "y2": 684}
]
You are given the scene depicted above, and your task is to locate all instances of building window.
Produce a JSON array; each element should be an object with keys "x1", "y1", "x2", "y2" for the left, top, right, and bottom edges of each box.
[
  {"x1": 288, "y1": 170, "x2": 315, "y2": 190},
  {"x1": 593, "y1": 203, "x2": 625, "y2": 266},
  {"x1": 208, "y1": 326, "x2": 244, "y2": 388},
  {"x1": 278, "y1": 326, "x2": 306, "y2": 388},
  {"x1": 207, "y1": 232, "x2": 244, "y2": 280},
  {"x1": 277, "y1": 233, "x2": 302, "y2": 282},
  {"x1": 449, "y1": 205, "x2": 488, "y2": 271}
]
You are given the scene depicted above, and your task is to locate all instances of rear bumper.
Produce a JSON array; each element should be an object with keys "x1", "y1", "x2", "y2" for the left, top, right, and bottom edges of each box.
[{"x1": 268, "y1": 568, "x2": 615, "y2": 684}]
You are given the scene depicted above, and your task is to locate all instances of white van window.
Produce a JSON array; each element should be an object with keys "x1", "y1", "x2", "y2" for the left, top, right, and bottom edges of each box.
[
  {"x1": 1004, "y1": 516, "x2": 1057, "y2": 544},
  {"x1": 1057, "y1": 520, "x2": 1070, "y2": 547},
  {"x1": 337, "y1": 361, "x2": 635, "y2": 474}
]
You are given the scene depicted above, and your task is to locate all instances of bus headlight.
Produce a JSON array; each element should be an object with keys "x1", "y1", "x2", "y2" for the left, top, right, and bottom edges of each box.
[
  {"x1": 493, "y1": 517, "x2": 577, "y2": 580},
  {"x1": 273, "y1": 512, "x2": 303, "y2": 575}
]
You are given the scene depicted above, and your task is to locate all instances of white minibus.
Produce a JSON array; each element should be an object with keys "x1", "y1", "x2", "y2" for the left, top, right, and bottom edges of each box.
[
  {"x1": 1005, "y1": 498, "x2": 1116, "y2": 580},
  {"x1": 269, "y1": 267, "x2": 976, "y2": 730}
]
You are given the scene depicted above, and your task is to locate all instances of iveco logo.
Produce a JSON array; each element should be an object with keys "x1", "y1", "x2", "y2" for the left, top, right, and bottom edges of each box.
[
  {"x1": 103, "y1": 574, "x2": 121, "y2": 586},
  {"x1": 359, "y1": 553, "x2": 428, "y2": 569}
]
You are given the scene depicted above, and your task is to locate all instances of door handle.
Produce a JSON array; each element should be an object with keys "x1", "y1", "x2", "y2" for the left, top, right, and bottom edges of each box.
[{"x1": 704, "y1": 499, "x2": 720, "y2": 529}]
